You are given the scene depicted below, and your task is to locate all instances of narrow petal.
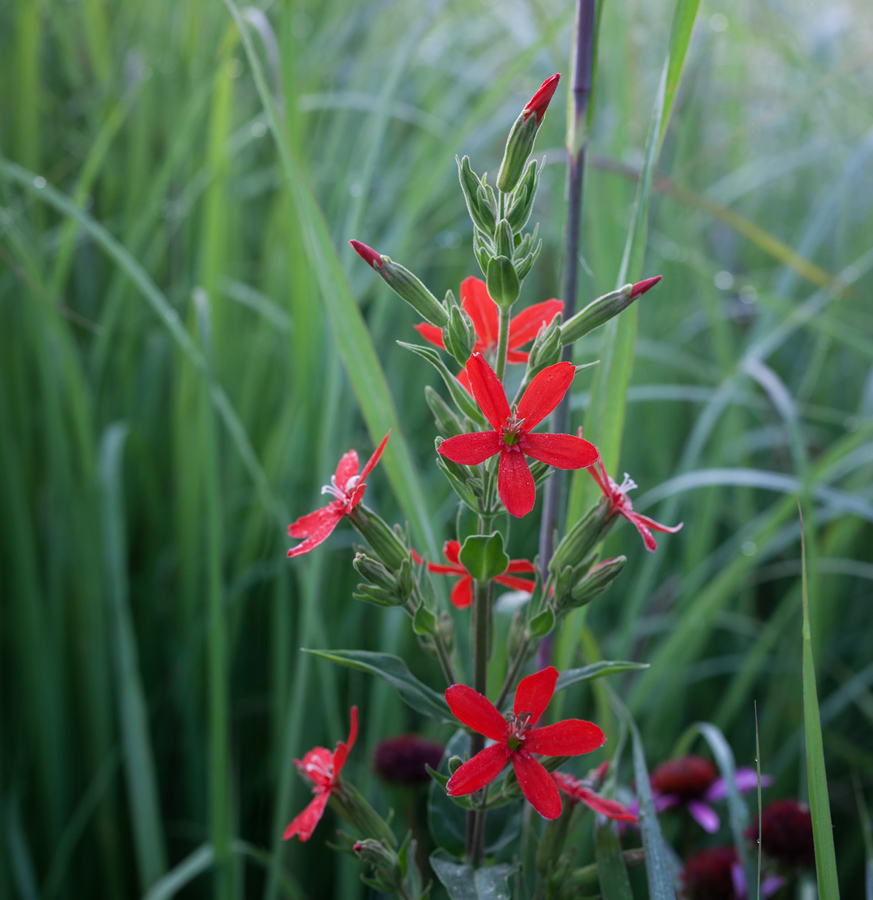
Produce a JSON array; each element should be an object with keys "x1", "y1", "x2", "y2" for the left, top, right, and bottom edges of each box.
[
  {"x1": 513, "y1": 666, "x2": 558, "y2": 725},
  {"x1": 426, "y1": 562, "x2": 466, "y2": 576},
  {"x1": 438, "y1": 431, "x2": 502, "y2": 466},
  {"x1": 287, "y1": 509, "x2": 344, "y2": 558},
  {"x1": 576, "y1": 788, "x2": 637, "y2": 822},
  {"x1": 703, "y1": 769, "x2": 772, "y2": 802},
  {"x1": 632, "y1": 512, "x2": 683, "y2": 535},
  {"x1": 334, "y1": 449, "x2": 360, "y2": 491},
  {"x1": 506, "y1": 559, "x2": 536, "y2": 574},
  {"x1": 461, "y1": 277, "x2": 498, "y2": 348},
  {"x1": 621, "y1": 510, "x2": 658, "y2": 552},
  {"x1": 444, "y1": 540, "x2": 462, "y2": 565},
  {"x1": 507, "y1": 299, "x2": 564, "y2": 348},
  {"x1": 505, "y1": 349, "x2": 531, "y2": 364},
  {"x1": 526, "y1": 719, "x2": 605, "y2": 756},
  {"x1": 445, "y1": 684, "x2": 508, "y2": 741},
  {"x1": 456, "y1": 367, "x2": 473, "y2": 395},
  {"x1": 466, "y1": 353, "x2": 510, "y2": 430},
  {"x1": 494, "y1": 574, "x2": 535, "y2": 593},
  {"x1": 498, "y1": 450, "x2": 536, "y2": 518},
  {"x1": 358, "y1": 431, "x2": 391, "y2": 484},
  {"x1": 687, "y1": 800, "x2": 720, "y2": 833},
  {"x1": 450, "y1": 576, "x2": 473, "y2": 609},
  {"x1": 333, "y1": 706, "x2": 359, "y2": 774},
  {"x1": 413, "y1": 322, "x2": 446, "y2": 348},
  {"x1": 516, "y1": 362, "x2": 576, "y2": 429},
  {"x1": 283, "y1": 790, "x2": 330, "y2": 841},
  {"x1": 288, "y1": 504, "x2": 339, "y2": 539},
  {"x1": 512, "y1": 754, "x2": 562, "y2": 819},
  {"x1": 588, "y1": 458, "x2": 611, "y2": 498},
  {"x1": 446, "y1": 743, "x2": 509, "y2": 796},
  {"x1": 523, "y1": 433, "x2": 599, "y2": 470},
  {"x1": 654, "y1": 792, "x2": 681, "y2": 812}
]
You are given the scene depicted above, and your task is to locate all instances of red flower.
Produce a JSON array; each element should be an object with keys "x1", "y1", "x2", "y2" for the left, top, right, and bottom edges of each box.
[
  {"x1": 425, "y1": 539, "x2": 536, "y2": 609},
  {"x1": 445, "y1": 666, "x2": 605, "y2": 820},
  {"x1": 681, "y1": 846, "x2": 741, "y2": 900},
  {"x1": 589, "y1": 458, "x2": 683, "y2": 551},
  {"x1": 746, "y1": 799, "x2": 815, "y2": 869},
  {"x1": 437, "y1": 354, "x2": 598, "y2": 518},
  {"x1": 284, "y1": 706, "x2": 358, "y2": 841},
  {"x1": 287, "y1": 433, "x2": 390, "y2": 558},
  {"x1": 523, "y1": 74, "x2": 560, "y2": 125},
  {"x1": 414, "y1": 277, "x2": 563, "y2": 366},
  {"x1": 553, "y1": 771, "x2": 637, "y2": 822}
]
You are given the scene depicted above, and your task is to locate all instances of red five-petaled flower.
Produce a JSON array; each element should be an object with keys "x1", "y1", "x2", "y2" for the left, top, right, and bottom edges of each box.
[
  {"x1": 445, "y1": 666, "x2": 605, "y2": 820},
  {"x1": 589, "y1": 458, "x2": 682, "y2": 552},
  {"x1": 414, "y1": 277, "x2": 563, "y2": 367},
  {"x1": 437, "y1": 354, "x2": 598, "y2": 518},
  {"x1": 425, "y1": 539, "x2": 535, "y2": 609},
  {"x1": 284, "y1": 706, "x2": 358, "y2": 841},
  {"x1": 552, "y1": 771, "x2": 637, "y2": 822},
  {"x1": 287, "y1": 433, "x2": 390, "y2": 558}
]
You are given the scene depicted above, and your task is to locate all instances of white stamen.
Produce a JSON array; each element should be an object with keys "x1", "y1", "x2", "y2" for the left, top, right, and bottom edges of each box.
[
  {"x1": 617, "y1": 472, "x2": 638, "y2": 494},
  {"x1": 321, "y1": 475, "x2": 346, "y2": 501}
]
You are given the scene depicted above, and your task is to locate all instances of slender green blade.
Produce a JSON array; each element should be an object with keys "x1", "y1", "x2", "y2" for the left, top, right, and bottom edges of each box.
[
  {"x1": 555, "y1": 661, "x2": 649, "y2": 694},
  {"x1": 594, "y1": 816, "x2": 635, "y2": 900}
]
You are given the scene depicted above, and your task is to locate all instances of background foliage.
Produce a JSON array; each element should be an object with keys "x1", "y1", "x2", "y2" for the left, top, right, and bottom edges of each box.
[{"x1": 1, "y1": 0, "x2": 872, "y2": 896}]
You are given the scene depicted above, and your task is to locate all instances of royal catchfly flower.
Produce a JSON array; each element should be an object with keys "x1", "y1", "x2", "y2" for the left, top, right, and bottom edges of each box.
[
  {"x1": 445, "y1": 666, "x2": 605, "y2": 820},
  {"x1": 414, "y1": 277, "x2": 563, "y2": 368},
  {"x1": 373, "y1": 734, "x2": 445, "y2": 786},
  {"x1": 424, "y1": 539, "x2": 535, "y2": 609},
  {"x1": 552, "y1": 770, "x2": 637, "y2": 822},
  {"x1": 437, "y1": 353, "x2": 598, "y2": 518},
  {"x1": 287, "y1": 432, "x2": 390, "y2": 558},
  {"x1": 284, "y1": 706, "x2": 358, "y2": 841},
  {"x1": 589, "y1": 458, "x2": 683, "y2": 551},
  {"x1": 746, "y1": 798, "x2": 815, "y2": 869}
]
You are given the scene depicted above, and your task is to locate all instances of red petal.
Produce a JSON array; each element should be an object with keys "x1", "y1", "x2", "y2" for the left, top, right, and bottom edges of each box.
[
  {"x1": 461, "y1": 277, "x2": 498, "y2": 348},
  {"x1": 508, "y1": 299, "x2": 564, "y2": 349},
  {"x1": 410, "y1": 548, "x2": 424, "y2": 565},
  {"x1": 494, "y1": 574, "x2": 535, "y2": 593},
  {"x1": 512, "y1": 754, "x2": 562, "y2": 819},
  {"x1": 514, "y1": 666, "x2": 558, "y2": 725},
  {"x1": 456, "y1": 367, "x2": 473, "y2": 395},
  {"x1": 446, "y1": 743, "x2": 509, "y2": 796},
  {"x1": 621, "y1": 510, "x2": 657, "y2": 551},
  {"x1": 333, "y1": 706, "x2": 358, "y2": 774},
  {"x1": 577, "y1": 788, "x2": 637, "y2": 822},
  {"x1": 632, "y1": 511, "x2": 683, "y2": 535},
  {"x1": 427, "y1": 562, "x2": 465, "y2": 576},
  {"x1": 526, "y1": 719, "x2": 606, "y2": 756},
  {"x1": 444, "y1": 540, "x2": 461, "y2": 565},
  {"x1": 629, "y1": 275, "x2": 662, "y2": 299},
  {"x1": 523, "y1": 74, "x2": 561, "y2": 125},
  {"x1": 588, "y1": 458, "x2": 611, "y2": 497},
  {"x1": 506, "y1": 559, "x2": 536, "y2": 574},
  {"x1": 358, "y1": 431, "x2": 390, "y2": 484},
  {"x1": 283, "y1": 789, "x2": 330, "y2": 841},
  {"x1": 516, "y1": 362, "x2": 576, "y2": 429},
  {"x1": 413, "y1": 322, "x2": 446, "y2": 348},
  {"x1": 349, "y1": 239, "x2": 383, "y2": 269},
  {"x1": 506, "y1": 349, "x2": 530, "y2": 364},
  {"x1": 287, "y1": 508, "x2": 344, "y2": 557},
  {"x1": 438, "y1": 431, "x2": 502, "y2": 466},
  {"x1": 466, "y1": 353, "x2": 510, "y2": 430},
  {"x1": 288, "y1": 504, "x2": 338, "y2": 539},
  {"x1": 334, "y1": 449, "x2": 360, "y2": 490},
  {"x1": 450, "y1": 576, "x2": 473, "y2": 609},
  {"x1": 445, "y1": 684, "x2": 508, "y2": 741},
  {"x1": 523, "y1": 433, "x2": 599, "y2": 470},
  {"x1": 498, "y1": 450, "x2": 536, "y2": 518}
]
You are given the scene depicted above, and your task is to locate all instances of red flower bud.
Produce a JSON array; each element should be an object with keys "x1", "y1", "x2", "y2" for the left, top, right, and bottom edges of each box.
[
  {"x1": 349, "y1": 239, "x2": 383, "y2": 269},
  {"x1": 629, "y1": 275, "x2": 662, "y2": 299},
  {"x1": 524, "y1": 74, "x2": 561, "y2": 124}
]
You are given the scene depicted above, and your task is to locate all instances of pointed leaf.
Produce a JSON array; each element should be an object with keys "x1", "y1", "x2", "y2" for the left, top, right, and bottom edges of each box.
[
  {"x1": 430, "y1": 849, "x2": 517, "y2": 900},
  {"x1": 554, "y1": 661, "x2": 649, "y2": 694},
  {"x1": 459, "y1": 532, "x2": 510, "y2": 583}
]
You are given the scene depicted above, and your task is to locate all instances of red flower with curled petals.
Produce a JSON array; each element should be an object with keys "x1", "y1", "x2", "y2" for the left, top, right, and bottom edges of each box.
[
  {"x1": 426, "y1": 539, "x2": 535, "y2": 609},
  {"x1": 437, "y1": 354, "x2": 598, "y2": 518},
  {"x1": 287, "y1": 433, "x2": 390, "y2": 558},
  {"x1": 284, "y1": 706, "x2": 358, "y2": 841},
  {"x1": 445, "y1": 666, "x2": 605, "y2": 820},
  {"x1": 414, "y1": 277, "x2": 563, "y2": 367},
  {"x1": 589, "y1": 458, "x2": 683, "y2": 552},
  {"x1": 552, "y1": 771, "x2": 637, "y2": 822}
]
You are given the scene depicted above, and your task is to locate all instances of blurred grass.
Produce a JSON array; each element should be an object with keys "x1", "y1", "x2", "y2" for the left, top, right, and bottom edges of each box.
[{"x1": 1, "y1": 0, "x2": 872, "y2": 897}]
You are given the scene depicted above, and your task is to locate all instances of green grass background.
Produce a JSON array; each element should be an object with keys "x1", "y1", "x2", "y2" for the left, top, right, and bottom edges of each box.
[{"x1": 1, "y1": 0, "x2": 872, "y2": 896}]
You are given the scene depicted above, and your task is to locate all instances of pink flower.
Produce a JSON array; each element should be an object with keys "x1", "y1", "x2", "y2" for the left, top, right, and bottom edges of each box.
[
  {"x1": 523, "y1": 74, "x2": 561, "y2": 125},
  {"x1": 445, "y1": 666, "x2": 605, "y2": 820},
  {"x1": 424, "y1": 539, "x2": 535, "y2": 609},
  {"x1": 437, "y1": 354, "x2": 598, "y2": 518},
  {"x1": 284, "y1": 707, "x2": 358, "y2": 841},
  {"x1": 589, "y1": 458, "x2": 683, "y2": 551},
  {"x1": 287, "y1": 433, "x2": 390, "y2": 558},
  {"x1": 552, "y1": 771, "x2": 637, "y2": 822},
  {"x1": 414, "y1": 277, "x2": 563, "y2": 367}
]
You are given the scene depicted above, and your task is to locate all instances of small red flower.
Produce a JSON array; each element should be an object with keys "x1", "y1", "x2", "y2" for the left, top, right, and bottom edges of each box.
[
  {"x1": 589, "y1": 458, "x2": 683, "y2": 551},
  {"x1": 414, "y1": 277, "x2": 563, "y2": 367},
  {"x1": 445, "y1": 666, "x2": 605, "y2": 820},
  {"x1": 287, "y1": 432, "x2": 390, "y2": 558},
  {"x1": 437, "y1": 354, "x2": 598, "y2": 518},
  {"x1": 523, "y1": 74, "x2": 561, "y2": 125},
  {"x1": 284, "y1": 706, "x2": 358, "y2": 841},
  {"x1": 746, "y1": 799, "x2": 815, "y2": 869},
  {"x1": 651, "y1": 755, "x2": 718, "y2": 798},
  {"x1": 681, "y1": 846, "x2": 741, "y2": 900},
  {"x1": 553, "y1": 771, "x2": 637, "y2": 822},
  {"x1": 425, "y1": 539, "x2": 535, "y2": 609}
]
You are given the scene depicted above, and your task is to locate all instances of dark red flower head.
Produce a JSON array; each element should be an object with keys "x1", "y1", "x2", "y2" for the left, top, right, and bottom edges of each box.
[
  {"x1": 349, "y1": 239, "x2": 383, "y2": 269},
  {"x1": 287, "y1": 432, "x2": 390, "y2": 557},
  {"x1": 589, "y1": 458, "x2": 683, "y2": 551},
  {"x1": 651, "y1": 755, "x2": 718, "y2": 799},
  {"x1": 746, "y1": 799, "x2": 815, "y2": 869},
  {"x1": 681, "y1": 846, "x2": 740, "y2": 900},
  {"x1": 552, "y1": 771, "x2": 636, "y2": 822},
  {"x1": 373, "y1": 734, "x2": 445, "y2": 786},
  {"x1": 445, "y1": 666, "x2": 605, "y2": 820},
  {"x1": 283, "y1": 706, "x2": 358, "y2": 841},
  {"x1": 523, "y1": 74, "x2": 560, "y2": 124},
  {"x1": 438, "y1": 354, "x2": 598, "y2": 518}
]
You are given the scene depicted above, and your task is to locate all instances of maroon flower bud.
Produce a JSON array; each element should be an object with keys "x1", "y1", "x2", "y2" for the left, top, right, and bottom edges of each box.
[
  {"x1": 681, "y1": 846, "x2": 740, "y2": 900},
  {"x1": 349, "y1": 239, "x2": 383, "y2": 269},
  {"x1": 629, "y1": 274, "x2": 662, "y2": 299},
  {"x1": 746, "y1": 798, "x2": 815, "y2": 869},
  {"x1": 523, "y1": 74, "x2": 561, "y2": 125},
  {"x1": 373, "y1": 734, "x2": 444, "y2": 786},
  {"x1": 651, "y1": 755, "x2": 718, "y2": 799}
]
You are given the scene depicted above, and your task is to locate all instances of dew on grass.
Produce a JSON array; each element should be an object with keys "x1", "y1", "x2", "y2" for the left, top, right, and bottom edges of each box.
[
  {"x1": 714, "y1": 270, "x2": 734, "y2": 290},
  {"x1": 33, "y1": 176, "x2": 46, "y2": 189}
]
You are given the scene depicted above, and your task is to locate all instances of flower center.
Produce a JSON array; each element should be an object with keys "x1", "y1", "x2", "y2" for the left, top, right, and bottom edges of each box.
[
  {"x1": 501, "y1": 417, "x2": 526, "y2": 449},
  {"x1": 321, "y1": 474, "x2": 360, "y2": 504},
  {"x1": 304, "y1": 756, "x2": 335, "y2": 785},
  {"x1": 505, "y1": 711, "x2": 534, "y2": 751}
]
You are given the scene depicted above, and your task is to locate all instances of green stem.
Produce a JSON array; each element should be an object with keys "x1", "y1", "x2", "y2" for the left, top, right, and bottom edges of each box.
[
  {"x1": 495, "y1": 305, "x2": 512, "y2": 384},
  {"x1": 495, "y1": 635, "x2": 531, "y2": 711}
]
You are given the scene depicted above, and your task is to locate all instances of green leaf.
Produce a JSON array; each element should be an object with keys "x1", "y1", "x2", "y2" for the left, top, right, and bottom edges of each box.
[
  {"x1": 554, "y1": 661, "x2": 649, "y2": 694},
  {"x1": 303, "y1": 649, "x2": 452, "y2": 723},
  {"x1": 413, "y1": 604, "x2": 438, "y2": 636},
  {"x1": 459, "y1": 533, "x2": 510, "y2": 583},
  {"x1": 486, "y1": 255, "x2": 520, "y2": 309},
  {"x1": 594, "y1": 817, "x2": 634, "y2": 900},
  {"x1": 429, "y1": 849, "x2": 517, "y2": 900},
  {"x1": 528, "y1": 608, "x2": 555, "y2": 639}
]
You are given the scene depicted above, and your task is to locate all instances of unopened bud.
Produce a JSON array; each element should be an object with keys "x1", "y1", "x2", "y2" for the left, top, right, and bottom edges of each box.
[
  {"x1": 506, "y1": 159, "x2": 540, "y2": 232},
  {"x1": 425, "y1": 386, "x2": 464, "y2": 438},
  {"x1": 448, "y1": 756, "x2": 464, "y2": 775},
  {"x1": 524, "y1": 74, "x2": 561, "y2": 125},
  {"x1": 550, "y1": 501, "x2": 613, "y2": 575},
  {"x1": 568, "y1": 556, "x2": 626, "y2": 607},
  {"x1": 352, "y1": 838, "x2": 403, "y2": 893},
  {"x1": 443, "y1": 305, "x2": 477, "y2": 365},
  {"x1": 473, "y1": 229, "x2": 492, "y2": 277},
  {"x1": 486, "y1": 255, "x2": 520, "y2": 309},
  {"x1": 353, "y1": 553, "x2": 396, "y2": 591},
  {"x1": 349, "y1": 506, "x2": 409, "y2": 572},
  {"x1": 494, "y1": 218, "x2": 514, "y2": 260},
  {"x1": 457, "y1": 156, "x2": 496, "y2": 236},
  {"x1": 525, "y1": 315, "x2": 564, "y2": 380},
  {"x1": 497, "y1": 75, "x2": 560, "y2": 193},
  {"x1": 561, "y1": 276, "x2": 662, "y2": 346}
]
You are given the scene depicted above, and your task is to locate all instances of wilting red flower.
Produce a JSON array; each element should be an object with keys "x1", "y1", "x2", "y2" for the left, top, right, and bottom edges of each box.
[
  {"x1": 553, "y1": 771, "x2": 636, "y2": 822},
  {"x1": 746, "y1": 799, "x2": 815, "y2": 869},
  {"x1": 589, "y1": 458, "x2": 683, "y2": 551},
  {"x1": 681, "y1": 846, "x2": 741, "y2": 900},
  {"x1": 284, "y1": 707, "x2": 358, "y2": 841},
  {"x1": 445, "y1": 666, "x2": 605, "y2": 820},
  {"x1": 414, "y1": 277, "x2": 563, "y2": 367},
  {"x1": 373, "y1": 734, "x2": 445, "y2": 786},
  {"x1": 425, "y1": 539, "x2": 535, "y2": 609},
  {"x1": 438, "y1": 354, "x2": 598, "y2": 518},
  {"x1": 523, "y1": 74, "x2": 561, "y2": 124},
  {"x1": 287, "y1": 433, "x2": 390, "y2": 558}
]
